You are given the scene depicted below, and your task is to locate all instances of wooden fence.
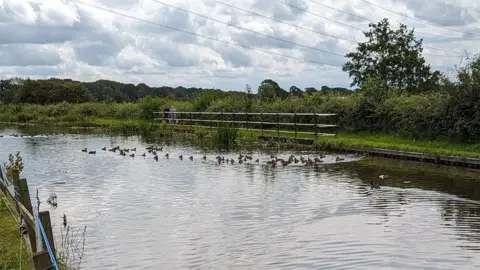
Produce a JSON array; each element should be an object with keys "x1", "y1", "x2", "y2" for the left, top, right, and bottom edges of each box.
[
  {"x1": 0, "y1": 164, "x2": 58, "y2": 270},
  {"x1": 153, "y1": 111, "x2": 338, "y2": 141}
]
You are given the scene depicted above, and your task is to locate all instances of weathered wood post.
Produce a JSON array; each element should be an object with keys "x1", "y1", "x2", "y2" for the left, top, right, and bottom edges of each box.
[
  {"x1": 276, "y1": 113, "x2": 280, "y2": 138},
  {"x1": 189, "y1": 112, "x2": 192, "y2": 127},
  {"x1": 39, "y1": 211, "x2": 56, "y2": 253},
  {"x1": 15, "y1": 178, "x2": 37, "y2": 253},
  {"x1": 294, "y1": 113, "x2": 297, "y2": 140},
  {"x1": 261, "y1": 113, "x2": 264, "y2": 136},
  {"x1": 245, "y1": 113, "x2": 248, "y2": 130}
]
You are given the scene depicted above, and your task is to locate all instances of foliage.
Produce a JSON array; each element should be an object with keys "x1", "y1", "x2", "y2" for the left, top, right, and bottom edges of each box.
[
  {"x1": 138, "y1": 96, "x2": 167, "y2": 120},
  {"x1": 4, "y1": 152, "x2": 24, "y2": 180},
  {"x1": 15, "y1": 79, "x2": 93, "y2": 104},
  {"x1": 258, "y1": 82, "x2": 276, "y2": 102},
  {"x1": 343, "y1": 18, "x2": 440, "y2": 92},
  {"x1": 214, "y1": 123, "x2": 238, "y2": 149}
]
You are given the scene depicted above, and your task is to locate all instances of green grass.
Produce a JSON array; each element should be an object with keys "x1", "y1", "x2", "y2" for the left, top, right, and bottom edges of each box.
[
  {"x1": 317, "y1": 132, "x2": 480, "y2": 158},
  {"x1": 0, "y1": 198, "x2": 30, "y2": 270}
]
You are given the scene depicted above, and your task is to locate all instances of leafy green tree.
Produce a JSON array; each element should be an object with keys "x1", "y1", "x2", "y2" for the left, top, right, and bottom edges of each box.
[
  {"x1": 258, "y1": 82, "x2": 276, "y2": 102},
  {"x1": 342, "y1": 18, "x2": 440, "y2": 92},
  {"x1": 289, "y1": 85, "x2": 303, "y2": 97},
  {"x1": 260, "y1": 79, "x2": 288, "y2": 98}
]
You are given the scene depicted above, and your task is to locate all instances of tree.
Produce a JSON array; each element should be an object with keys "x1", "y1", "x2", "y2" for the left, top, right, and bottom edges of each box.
[
  {"x1": 304, "y1": 87, "x2": 317, "y2": 95},
  {"x1": 289, "y1": 86, "x2": 303, "y2": 97},
  {"x1": 260, "y1": 79, "x2": 288, "y2": 98},
  {"x1": 342, "y1": 18, "x2": 440, "y2": 92},
  {"x1": 258, "y1": 82, "x2": 276, "y2": 102}
]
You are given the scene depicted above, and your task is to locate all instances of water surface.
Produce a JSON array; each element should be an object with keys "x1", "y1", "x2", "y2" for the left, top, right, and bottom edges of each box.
[{"x1": 1, "y1": 126, "x2": 480, "y2": 269}]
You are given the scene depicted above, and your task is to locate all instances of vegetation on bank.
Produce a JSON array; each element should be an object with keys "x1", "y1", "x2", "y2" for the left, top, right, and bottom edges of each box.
[
  {"x1": 0, "y1": 198, "x2": 30, "y2": 270},
  {"x1": 1, "y1": 18, "x2": 480, "y2": 155}
]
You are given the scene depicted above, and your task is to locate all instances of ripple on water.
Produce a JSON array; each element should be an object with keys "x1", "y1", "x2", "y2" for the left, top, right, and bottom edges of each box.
[{"x1": 1, "y1": 128, "x2": 480, "y2": 269}]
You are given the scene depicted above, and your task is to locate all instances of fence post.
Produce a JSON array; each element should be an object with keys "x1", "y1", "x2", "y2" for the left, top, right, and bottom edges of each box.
[
  {"x1": 39, "y1": 211, "x2": 56, "y2": 254},
  {"x1": 16, "y1": 178, "x2": 37, "y2": 253},
  {"x1": 294, "y1": 113, "x2": 297, "y2": 140},
  {"x1": 261, "y1": 113, "x2": 264, "y2": 136},
  {"x1": 276, "y1": 113, "x2": 280, "y2": 138},
  {"x1": 314, "y1": 113, "x2": 318, "y2": 141},
  {"x1": 233, "y1": 113, "x2": 236, "y2": 129},
  {"x1": 245, "y1": 113, "x2": 248, "y2": 130},
  {"x1": 189, "y1": 112, "x2": 192, "y2": 127}
]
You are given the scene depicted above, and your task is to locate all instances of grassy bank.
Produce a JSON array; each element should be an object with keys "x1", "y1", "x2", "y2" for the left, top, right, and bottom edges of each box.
[
  {"x1": 0, "y1": 198, "x2": 30, "y2": 270},
  {"x1": 317, "y1": 132, "x2": 480, "y2": 159}
]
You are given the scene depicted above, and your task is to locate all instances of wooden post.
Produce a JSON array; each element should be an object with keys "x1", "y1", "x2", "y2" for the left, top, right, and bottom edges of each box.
[
  {"x1": 261, "y1": 113, "x2": 264, "y2": 136},
  {"x1": 314, "y1": 113, "x2": 318, "y2": 140},
  {"x1": 294, "y1": 113, "x2": 297, "y2": 140},
  {"x1": 233, "y1": 113, "x2": 236, "y2": 129},
  {"x1": 189, "y1": 112, "x2": 192, "y2": 127},
  {"x1": 16, "y1": 178, "x2": 37, "y2": 253},
  {"x1": 245, "y1": 113, "x2": 248, "y2": 130},
  {"x1": 33, "y1": 250, "x2": 53, "y2": 270},
  {"x1": 276, "y1": 113, "x2": 280, "y2": 138},
  {"x1": 39, "y1": 211, "x2": 56, "y2": 255}
]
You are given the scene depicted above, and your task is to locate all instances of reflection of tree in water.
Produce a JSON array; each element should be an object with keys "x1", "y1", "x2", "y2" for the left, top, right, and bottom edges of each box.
[
  {"x1": 440, "y1": 199, "x2": 480, "y2": 251},
  {"x1": 318, "y1": 158, "x2": 480, "y2": 251}
]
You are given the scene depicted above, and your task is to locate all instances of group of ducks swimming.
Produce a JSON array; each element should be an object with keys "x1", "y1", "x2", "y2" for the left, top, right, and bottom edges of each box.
[{"x1": 81, "y1": 145, "x2": 347, "y2": 168}]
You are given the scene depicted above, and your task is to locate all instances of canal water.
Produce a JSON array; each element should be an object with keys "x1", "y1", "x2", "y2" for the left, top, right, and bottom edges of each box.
[{"x1": 1, "y1": 125, "x2": 480, "y2": 269}]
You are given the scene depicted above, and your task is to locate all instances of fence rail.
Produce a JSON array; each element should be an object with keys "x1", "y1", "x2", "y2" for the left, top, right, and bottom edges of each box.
[
  {"x1": 0, "y1": 164, "x2": 58, "y2": 270},
  {"x1": 153, "y1": 111, "x2": 338, "y2": 139}
]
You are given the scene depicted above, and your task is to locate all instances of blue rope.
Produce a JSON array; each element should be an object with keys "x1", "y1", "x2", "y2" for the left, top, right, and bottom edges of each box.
[
  {"x1": 0, "y1": 164, "x2": 59, "y2": 270},
  {"x1": 36, "y1": 211, "x2": 59, "y2": 270}
]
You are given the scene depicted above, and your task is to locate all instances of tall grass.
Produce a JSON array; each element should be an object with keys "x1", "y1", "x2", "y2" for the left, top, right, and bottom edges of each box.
[{"x1": 214, "y1": 123, "x2": 238, "y2": 149}]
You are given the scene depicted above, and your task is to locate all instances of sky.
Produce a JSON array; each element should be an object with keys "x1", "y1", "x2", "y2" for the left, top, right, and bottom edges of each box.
[{"x1": 0, "y1": 0, "x2": 479, "y2": 92}]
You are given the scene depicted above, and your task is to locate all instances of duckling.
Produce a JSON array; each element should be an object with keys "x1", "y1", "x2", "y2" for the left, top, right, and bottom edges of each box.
[
  {"x1": 141, "y1": 153, "x2": 146, "y2": 157},
  {"x1": 129, "y1": 153, "x2": 135, "y2": 158},
  {"x1": 152, "y1": 151, "x2": 157, "y2": 156},
  {"x1": 294, "y1": 158, "x2": 299, "y2": 164},
  {"x1": 255, "y1": 158, "x2": 259, "y2": 163},
  {"x1": 230, "y1": 159, "x2": 235, "y2": 165},
  {"x1": 335, "y1": 156, "x2": 345, "y2": 162},
  {"x1": 154, "y1": 155, "x2": 159, "y2": 161},
  {"x1": 159, "y1": 147, "x2": 163, "y2": 152},
  {"x1": 108, "y1": 148, "x2": 115, "y2": 152},
  {"x1": 203, "y1": 155, "x2": 207, "y2": 160},
  {"x1": 270, "y1": 154, "x2": 275, "y2": 159},
  {"x1": 371, "y1": 179, "x2": 380, "y2": 189},
  {"x1": 88, "y1": 151, "x2": 96, "y2": 154},
  {"x1": 226, "y1": 159, "x2": 230, "y2": 164},
  {"x1": 221, "y1": 157, "x2": 225, "y2": 163},
  {"x1": 130, "y1": 148, "x2": 136, "y2": 151},
  {"x1": 165, "y1": 153, "x2": 169, "y2": 159},
  {"x1": 81, "y1": 148, "x2": 87, "y2": 152},
  {"x1": 101, "y1": 147, "x2": 107, "y2": 151},
  {"x1": 120, "y1": 151, "x2": 126, "y2": 156},
  {"x1": 189, "y1": 156, "x2": 193, "y2": 161},
  {"x1": 239, "y1": 159, "x2": 243, "y2": 164},
  {"x1": 179, "y1": 155, "x2": 183, "y2": 160}
]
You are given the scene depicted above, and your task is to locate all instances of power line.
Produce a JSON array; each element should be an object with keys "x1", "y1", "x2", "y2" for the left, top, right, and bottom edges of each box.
[
  {"x1": 216, "y1": 0, "x2": 358, "y2": 43},
  {"x1": 359, "y1": 0, "x2": 480, "y2": 38},
  {"x1": 278, "y1": 0, "x2": 475, "y2": 53},
  {"x1": 218, "y1": 0, "x2": 463, "y2": 56},
  {"x1": 150, "y1": 0, "x2": 345, "y2": 57},
  {"x1": 72, "y1": 0, "x2": 343, "y2": 68}
]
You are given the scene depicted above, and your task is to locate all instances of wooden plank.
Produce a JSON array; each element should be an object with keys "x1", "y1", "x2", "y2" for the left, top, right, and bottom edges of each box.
[
  {"x1": 16, "y1": 178, "x2": 37, "y2": 253},
  {"x1": 153, "y1": 111, "x2": 336, "y2": 116},
  {"x1": 32, "y1": 250, "x2": 53, "y2": 270},
  {"x1": 39, "y1": 211, "x2": 56, "y2": 255}
]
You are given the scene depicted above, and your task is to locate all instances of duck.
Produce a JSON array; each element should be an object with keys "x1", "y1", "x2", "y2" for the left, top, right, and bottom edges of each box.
[
  {"x1": 88, "y1": 151, "x2": 96, "y2": 154},
  {"x1": 179, "y1": 155, "x2": 183, "y2": 160},
  {"x1": 130, "y1": 148, "x2": 136, "y2": 152},
  {"x1": 203, "y1": 155, "x2": 207, "y2": 160},
  {"x1": 371, "y1": 179, "x2": 380, "y2": 189},
  {"x1": 189, "y1": 156, "x2": 193, "y2": 161},
  {"x1": 335, "y1": 156, "x2": 345, "y2": 162},
  {"x1": 165, "y1": 153, "x2": 169, "y2": 159},
  {"x1": 101, "y1": 147, "x2": 107, "y2": 151},
  {"x1": 81, "y1": 148, "x2": 87, "y2": 152},
  {"x1": 129, "y1": 153, "x2": 135, "y2": 158},
  {"x1": 154, "y1": 155, "x2": 159, "y2": 161},
  {"x1": 255, "y1": 158, "x2": 259, "y2": 163},
  {"x1": 226, "y1": 159, "x2": 230, "y2": 164},
  {"x1": 141, "y1": 153, "x2": 146, "y2": 157}
]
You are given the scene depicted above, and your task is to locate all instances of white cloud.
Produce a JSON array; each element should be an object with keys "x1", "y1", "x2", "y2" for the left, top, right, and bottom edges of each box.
[{"x1": 0, "y1": 0, "x2": 477, "y2": 91}]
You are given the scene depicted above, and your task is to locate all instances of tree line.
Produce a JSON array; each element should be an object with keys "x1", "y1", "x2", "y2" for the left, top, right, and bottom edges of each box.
[{"x1": 0, "y1": 77, "x2": 351, "y2": 105}]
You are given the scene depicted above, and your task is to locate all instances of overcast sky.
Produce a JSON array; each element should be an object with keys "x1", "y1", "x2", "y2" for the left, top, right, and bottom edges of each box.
[{"x1": 0, "y1": 0, "x2": 478, "y2": 91}]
